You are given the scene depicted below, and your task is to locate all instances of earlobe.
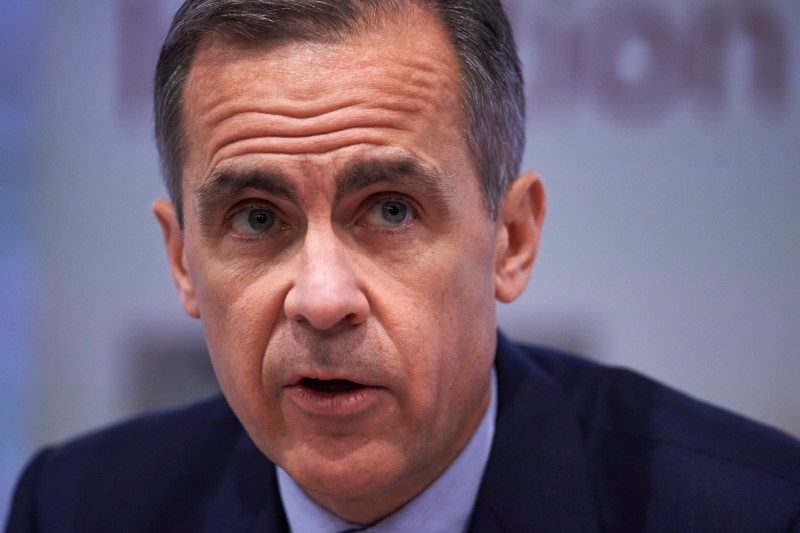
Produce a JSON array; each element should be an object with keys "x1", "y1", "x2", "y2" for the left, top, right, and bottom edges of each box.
[
  {"x1": 153, "y1": 199, "x2": 201, "y2": 319},
  {"x1": 494, "y1": 172, "x2": 546, "y2": 303}
]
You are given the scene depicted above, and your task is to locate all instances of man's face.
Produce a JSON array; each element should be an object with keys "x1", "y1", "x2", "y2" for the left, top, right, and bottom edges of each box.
[{"x1": 155, "y1": 11, "x2": 541, "y2": 523}]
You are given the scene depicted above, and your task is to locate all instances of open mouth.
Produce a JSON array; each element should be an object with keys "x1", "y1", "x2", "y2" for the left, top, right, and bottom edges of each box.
[
  {"x1": 288, "y1": 376, "x2": 379, "y2": 416},
  {"x1": 301, "y1": 378, "x2": 365, "y2": 394}
]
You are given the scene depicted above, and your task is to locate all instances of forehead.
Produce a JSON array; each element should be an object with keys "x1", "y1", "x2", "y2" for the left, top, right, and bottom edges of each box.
[{"x1": 179, "y1": 10, "x2": 467, "y2": 184}]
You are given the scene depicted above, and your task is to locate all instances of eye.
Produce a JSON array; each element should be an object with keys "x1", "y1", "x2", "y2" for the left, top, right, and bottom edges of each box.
[
  {"x1": 230, "y1": 206, "x2": 278, "y2": 236},
  {"x1": 363, "y1": 199, "x2": 414, "y2": 227}
]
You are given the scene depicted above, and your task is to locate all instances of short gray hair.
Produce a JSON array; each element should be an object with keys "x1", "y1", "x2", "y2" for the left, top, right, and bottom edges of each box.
[{"x1": 154, "y1": 0, "x2": 524, "y2": 225}]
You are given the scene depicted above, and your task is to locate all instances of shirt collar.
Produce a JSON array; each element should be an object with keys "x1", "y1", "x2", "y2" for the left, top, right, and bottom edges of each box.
[{"x1": 278, "y1": 368, "x2": 498, "y2": 533}]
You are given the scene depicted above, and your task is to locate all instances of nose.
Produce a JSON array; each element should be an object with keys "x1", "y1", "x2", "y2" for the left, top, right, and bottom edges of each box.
[{"x1": 284, "y1": 227, "x2": 370, "y2": 331}]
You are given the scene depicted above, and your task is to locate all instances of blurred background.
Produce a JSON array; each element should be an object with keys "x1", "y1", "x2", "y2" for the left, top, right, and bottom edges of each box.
[{"x1": 1, "y1": 0, "x2": 798, "y2": 522}]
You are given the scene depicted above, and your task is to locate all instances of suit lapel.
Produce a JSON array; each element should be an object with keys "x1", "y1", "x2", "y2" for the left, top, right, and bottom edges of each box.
[
  {"x1": 200, "y1": 427, "x2": 290, "y2": 533},
  {"x1": 468, "y1": 334, "x2": 600, "y2": 532}
]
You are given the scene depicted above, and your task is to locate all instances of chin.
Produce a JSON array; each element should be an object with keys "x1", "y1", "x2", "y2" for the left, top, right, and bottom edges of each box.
[{"x1": 284, "y1": 438, "x2": 412, "y2": 497}]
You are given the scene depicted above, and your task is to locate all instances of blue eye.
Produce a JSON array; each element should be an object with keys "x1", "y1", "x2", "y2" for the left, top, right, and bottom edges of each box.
[
  {"x1": 231, "y1": 207, "x2": 277, "y2": 235},
  {"x1": 381, "y1": 201, "x2": 408, "y2": 224},
  {"x1": 365, "y1": 199, "x2": 413, "y2": 227}
]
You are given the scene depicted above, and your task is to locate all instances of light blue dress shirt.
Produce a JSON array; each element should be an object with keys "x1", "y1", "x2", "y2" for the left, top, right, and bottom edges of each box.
[{"x1": 277, "y1": 369, "x2": 498, "y2": 532}]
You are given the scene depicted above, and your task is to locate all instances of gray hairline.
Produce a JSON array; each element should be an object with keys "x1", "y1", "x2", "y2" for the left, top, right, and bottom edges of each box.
[{"x1": 154, "y1": 0, "x2": 524, "y2": 227}]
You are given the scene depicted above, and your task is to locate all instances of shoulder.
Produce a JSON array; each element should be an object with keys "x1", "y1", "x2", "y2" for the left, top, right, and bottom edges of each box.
[
  {"x1": 6, "y1": 395, "x2": 263, "y2": 532},
  {"x1": 514, "y1": 341, "x2": 800, "y2": 481},
  {"x1": 497, "y1": 337, "x2": 800, "y2": 529},
  {"x1": 38, "y1": 394, "x2": 240, "y2": 474}
]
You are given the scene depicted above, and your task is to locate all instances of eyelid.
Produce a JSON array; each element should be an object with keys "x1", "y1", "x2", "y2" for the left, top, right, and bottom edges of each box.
[
  {"x1": 224, "y1": 198, "x2": 279, "y2": 224},
  {"x1": 224, "y1": 199, "x2": 291, "y2": 241},
  {"x1": 359, "y1": 194, "x2": 420, "y2": 230},
  {"x1": 364, "y1": 192, "x2": 421, "y2": 213}
]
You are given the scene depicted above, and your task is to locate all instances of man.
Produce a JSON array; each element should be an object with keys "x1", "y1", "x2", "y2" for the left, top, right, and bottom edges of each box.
[{"x1": 6, "y1": 0, "x2": 800, "y2": 531}]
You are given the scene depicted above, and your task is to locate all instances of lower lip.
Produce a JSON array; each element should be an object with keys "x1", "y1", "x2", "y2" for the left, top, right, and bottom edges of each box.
[{"x1": 284, "y1": 385, "x2": 383, "y2": 418}]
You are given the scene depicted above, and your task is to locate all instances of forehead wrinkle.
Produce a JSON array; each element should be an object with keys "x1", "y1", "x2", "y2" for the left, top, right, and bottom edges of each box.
[
  {"x1": 191, "y1": 32, "x2": 452, "y2": 119},
  {"x1": 197, "y1": 81, "x2": 442, "y2": 165},
  {"x1": 189, "y1": 35, "x2": 459, "y2": 157},
  {"x1": 200, "y1": 75, "x2": 445, "y2": 161},
  {"x1": 207, "y1": 109, "x2": 419, "y2": 159},
  {"x1": 204, "y1": 76, "x2": 434, "y2": 123}
]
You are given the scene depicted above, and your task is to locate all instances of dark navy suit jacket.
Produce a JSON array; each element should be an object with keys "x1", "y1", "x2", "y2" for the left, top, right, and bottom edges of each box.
[{"x1": 7, "y1": 334, "x2": 800, "y2": 531}]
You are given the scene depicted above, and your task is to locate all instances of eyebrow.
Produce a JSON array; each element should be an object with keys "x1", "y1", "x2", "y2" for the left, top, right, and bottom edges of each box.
[
  {"x1": 335, "y1": 157, "x2": 454, "y2": 213},
  {"x1": 195, "y1": 168, "x2": 298, "y2": 230},
  {"x1": 193, "y1": 156, "x2": 454, "y2": 230}
]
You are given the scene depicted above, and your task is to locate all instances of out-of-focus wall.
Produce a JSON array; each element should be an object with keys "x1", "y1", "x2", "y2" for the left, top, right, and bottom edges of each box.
[
  {"x1": 1, "y1": 0, "x2": 39, "y2": 520},
  {"x1": 1, "y1": 0, "x2": 798, "y2": 523},
  {"x1": 501, "y1": 0, "x2": 800, "y2": 436}
]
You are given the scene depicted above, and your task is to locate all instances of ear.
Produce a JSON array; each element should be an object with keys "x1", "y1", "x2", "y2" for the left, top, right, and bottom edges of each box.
[
  {"x1": 494, "y1": 171, "x2": 546, "y2": 303},
  {"x1": 153, "y1": 199, "x2": 201, "y2": 319}
]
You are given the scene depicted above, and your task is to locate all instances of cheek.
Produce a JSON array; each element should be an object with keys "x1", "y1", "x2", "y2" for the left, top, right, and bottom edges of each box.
[
  {"x1": 193, "y1": 250, "x2": 285, "y2": 326},
  {"x1": 386, "y1": 232, "x2": 498, "y2": 388},
  {"x1": 190, "y1": 258, "x2": 288, "y2": 388},
  {"x1": 194, "y1": 266, "x2": 295, "y2": 449},
  {"x1": 419, "y1": 233, "x2": 497, "y2": 327}
]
